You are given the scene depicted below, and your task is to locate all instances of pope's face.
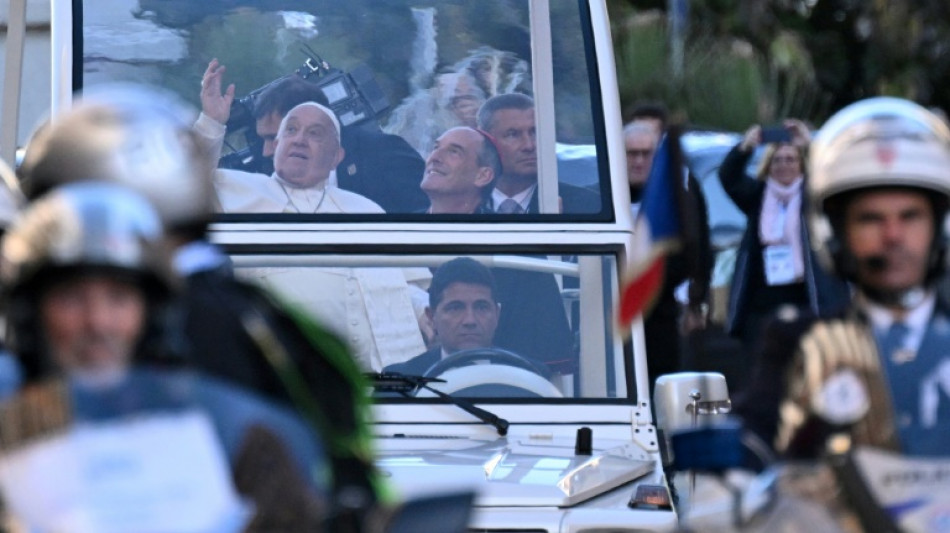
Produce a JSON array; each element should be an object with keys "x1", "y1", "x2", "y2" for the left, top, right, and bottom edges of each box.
[{"x1": 274, "y1": 105, "x2": 344, "y2": 188}]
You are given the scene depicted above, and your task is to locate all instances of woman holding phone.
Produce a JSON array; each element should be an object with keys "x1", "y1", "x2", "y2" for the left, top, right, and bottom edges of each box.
[{"x1": 717, "y1": 120, "x2": 849, "y2": 388}]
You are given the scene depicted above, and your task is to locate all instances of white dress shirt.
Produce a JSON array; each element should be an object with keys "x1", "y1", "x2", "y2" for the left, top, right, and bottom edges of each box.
[{"x1": 491, "y1": 184, "x2": 536, "y2": 213}]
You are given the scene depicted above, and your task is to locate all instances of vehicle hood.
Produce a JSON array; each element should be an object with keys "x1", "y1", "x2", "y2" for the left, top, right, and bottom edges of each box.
[{"x1": 375, "y1": 434, "x2": 655, "y2": 507}]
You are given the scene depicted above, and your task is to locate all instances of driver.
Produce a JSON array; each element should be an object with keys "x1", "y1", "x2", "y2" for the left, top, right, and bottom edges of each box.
[
  {"x1": 384, "y1": 257, "x2": 500, "y2": 375},
  {"x1": 737, "y1": 97, "x2": 950, "y2": 457}
]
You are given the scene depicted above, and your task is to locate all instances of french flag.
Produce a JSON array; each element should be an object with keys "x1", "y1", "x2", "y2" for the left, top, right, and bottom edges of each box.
[{"x1": 618, "y1": 126, "x2": 689, "y2": 329}]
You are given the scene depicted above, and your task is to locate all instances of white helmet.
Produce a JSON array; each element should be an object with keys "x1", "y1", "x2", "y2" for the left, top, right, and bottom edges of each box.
[
  {"x1": 807, "y1": 97, "x2": 950, "y2": 281},
  {"x1": 18, "y1": 83, "x2": 215, "y2": 232}
]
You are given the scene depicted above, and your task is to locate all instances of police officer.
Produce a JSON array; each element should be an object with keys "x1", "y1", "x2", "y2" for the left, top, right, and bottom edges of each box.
[
  {"x1": 0, "y1": 156, "x2": 24, "y2": 399},
  {"x1": 0, "y1": 182, "x2": 329, "y2": 531},
  {"x1": 17, "y1": 84, "x2": 383, "y2": 529},
  {"x1": 737, "y1": 97, "x2": 950, "y2": 458}
]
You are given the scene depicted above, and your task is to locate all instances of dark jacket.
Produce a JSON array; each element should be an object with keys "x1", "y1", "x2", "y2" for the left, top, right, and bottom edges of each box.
[
  {"x1": 179, "y1": 243, "x2": 378, "y2": 500},
  {"x1": 735, "y1": 291, "x2": 950, "y2": 457},
  {"x1": 492, "y1": 266, "x2": 576, "y2": 373},
  {"x1": 418, "y1": 202, "x2": 494, "y2": 215},
  {"x1": 526, "y1": 182, "x2": 602, "y2": 214},
  {"x1": 183, "y1": 262, "x2": 304, "y2": 401},
  {"x1": 383, "y1": 348, "x2": 441, "y2": 376},
  {"x1": 718, "y1": 145, "x2": 849, "y2": 338},
  {"x1": 337, "y1": 124, "x2": 428, "y2": 213},
  {"x1": 416, "y1": 200, "x2": 577, "y2": 370},
  {"x1": 640, "y1": 171, "x2": 713, "y2": 386}
]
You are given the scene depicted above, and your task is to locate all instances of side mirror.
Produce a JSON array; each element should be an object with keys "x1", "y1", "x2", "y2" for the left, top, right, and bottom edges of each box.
[
  {"x1": 653, "y1": 373, "x2": 731, "y2": 431},
  {"x1": 653, "y1": 372, "x2": 732, "y2": 467}
]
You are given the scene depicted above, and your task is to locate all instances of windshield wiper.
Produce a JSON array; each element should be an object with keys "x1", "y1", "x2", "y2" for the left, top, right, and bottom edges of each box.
[{"x1": 367, "y1": 372, "x2": 510, "y2": 436}]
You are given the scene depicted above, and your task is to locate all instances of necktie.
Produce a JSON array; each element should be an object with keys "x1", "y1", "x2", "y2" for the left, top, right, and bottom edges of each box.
[
  {"x1": 497, "y1": 198, "x2": 523, "y2": 214},
  {"x1": 880, "y1": 322, "x2": 914, "y2": 364}
]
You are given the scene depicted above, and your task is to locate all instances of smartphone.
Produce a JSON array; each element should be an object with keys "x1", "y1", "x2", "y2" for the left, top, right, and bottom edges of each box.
[{"x1": 760, "y1": 126, "x2": 791, "y2": 144}]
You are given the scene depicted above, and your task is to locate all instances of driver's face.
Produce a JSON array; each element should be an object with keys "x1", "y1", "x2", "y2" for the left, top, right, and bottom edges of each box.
[{"x1": 427, "y1": 282, "x2": 500, "y2": 354}]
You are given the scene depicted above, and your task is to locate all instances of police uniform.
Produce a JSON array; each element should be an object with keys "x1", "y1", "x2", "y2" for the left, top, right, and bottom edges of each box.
[{"x1": 737, "y1": 97, "x2": 950, "y2": 462}]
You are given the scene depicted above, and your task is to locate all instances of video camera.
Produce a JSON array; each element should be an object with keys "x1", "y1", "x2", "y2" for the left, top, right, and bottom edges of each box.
[{"x1": 219, "y1": 47, "x2": 390, "y2": 173}]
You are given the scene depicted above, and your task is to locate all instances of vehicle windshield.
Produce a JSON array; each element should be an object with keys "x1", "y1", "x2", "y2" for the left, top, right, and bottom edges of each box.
[
  {"x1": 229, "y1": 251, "x2": 628, "y2": 400},
  {"x1": 78, "y1": 0, "x2": 612, "y2": 220}
]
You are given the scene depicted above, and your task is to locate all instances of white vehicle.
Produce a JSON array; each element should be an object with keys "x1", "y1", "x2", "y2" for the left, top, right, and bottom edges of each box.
[{"x1": 45, "y1": 0, "x2": 728, "y2": 530}]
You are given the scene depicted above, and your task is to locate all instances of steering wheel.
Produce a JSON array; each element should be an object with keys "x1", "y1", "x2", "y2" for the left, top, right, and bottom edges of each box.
[{"x1": 423, "y1": 347, "x2": 551, "y2": 379}]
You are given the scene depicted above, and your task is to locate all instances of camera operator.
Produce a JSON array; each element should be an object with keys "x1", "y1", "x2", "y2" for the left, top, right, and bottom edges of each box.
[{"x1": 197, "y1": 58, "x2": 427, "y2": 213}]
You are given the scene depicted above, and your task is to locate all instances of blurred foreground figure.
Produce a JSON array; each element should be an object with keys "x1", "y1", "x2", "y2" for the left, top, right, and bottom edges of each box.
[
  {"x1": 16, "y1": 85, "x2": 384, "y2": 531},
  {"x1": 0, "y1": 183, "x2": 326, "y2": 531},
  {"x1": 0, "y1": 157, "x2": 24, "y2": 400},
  {"x1": 737, "y1": 97, "x2": 950, "y2": 458}
]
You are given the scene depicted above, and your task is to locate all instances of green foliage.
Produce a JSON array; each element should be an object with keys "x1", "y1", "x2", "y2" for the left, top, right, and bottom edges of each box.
[
  {"x1": 613, "y1": 16, "x2": 761, "y2": 130},
  {"x1": 191, "y1": 11, "x2": 288, "y2": 88},
  {"x1": 612, "y1": 0, "x2": 950, "y2": 121},
  {"x1": 611, "y1": 7, "x2": 827, "y2": 131}
]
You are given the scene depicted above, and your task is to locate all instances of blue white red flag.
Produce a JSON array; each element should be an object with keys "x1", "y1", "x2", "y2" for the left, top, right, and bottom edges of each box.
[{"x1": 618, "y1": 127, "x2": 685, "y2": 329}]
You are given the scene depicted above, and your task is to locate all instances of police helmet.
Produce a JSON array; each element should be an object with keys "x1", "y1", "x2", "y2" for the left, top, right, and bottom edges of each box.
[
  {"x1": 18, "y1": 83, "x2": 215, "y2": 233},
  {"x1": 807, "y1": 97, "x2": 950, "y2": 282}
]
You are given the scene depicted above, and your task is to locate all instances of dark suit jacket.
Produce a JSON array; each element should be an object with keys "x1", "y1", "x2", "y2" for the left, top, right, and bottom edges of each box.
[
  {"x1": 526, "y1": 182, "x2": 602, "y2": 214},
  {"x1": 383, "y1": 348, "x2": 441, "y2": 376},
  {"x1": 642, "y1": 171, "x2": 713, "y2": 389},
  {"x1": 491, "y1": 267, "x2": 576, "y2": 373},
  {"x1": 337, "y1": 124, "x2": 428, "y2": 213}
]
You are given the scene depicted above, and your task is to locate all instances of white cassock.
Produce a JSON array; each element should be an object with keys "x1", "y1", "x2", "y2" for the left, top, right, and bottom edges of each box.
[{"x1": 211, "y1": 164, "x2": 430, "y2": 371}]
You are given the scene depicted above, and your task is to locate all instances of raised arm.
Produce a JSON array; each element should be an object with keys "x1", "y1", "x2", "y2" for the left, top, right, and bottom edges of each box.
[
  {"x1": 195, "y1": 59, "x2": 236, "y2": 162},
  {"x1": 717, "y1": 125, "x2": 763, "y2": 215}
]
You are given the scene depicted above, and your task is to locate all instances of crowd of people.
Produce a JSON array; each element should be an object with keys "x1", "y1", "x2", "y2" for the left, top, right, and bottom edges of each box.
[{"x1": 0, "y1": 47, "x2": 944, "y2": 529}]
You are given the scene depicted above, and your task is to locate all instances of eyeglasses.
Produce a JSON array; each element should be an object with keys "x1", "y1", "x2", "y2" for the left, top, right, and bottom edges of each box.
[
  {"x1": 626, "y1": 149, "x2": 654, "y2": 159},
  {"x1": 771, "y1": 156, "x2": 800, "y2": 164}
]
